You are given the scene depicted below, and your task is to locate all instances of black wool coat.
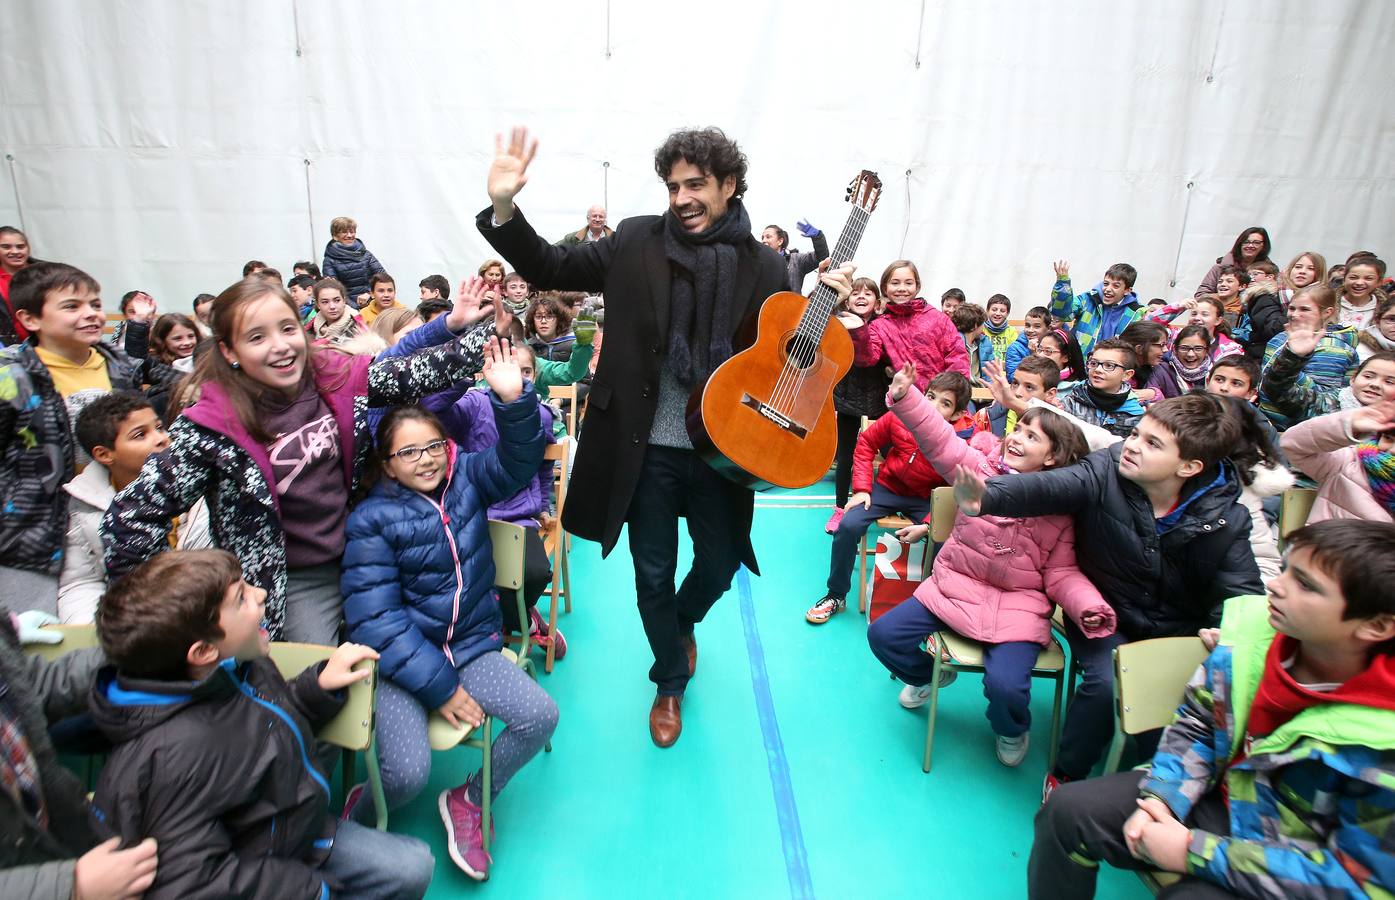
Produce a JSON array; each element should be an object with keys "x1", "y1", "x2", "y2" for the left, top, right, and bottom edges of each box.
[{"x1": 476, "y1": 206, "x2": 787, "y2": 563}]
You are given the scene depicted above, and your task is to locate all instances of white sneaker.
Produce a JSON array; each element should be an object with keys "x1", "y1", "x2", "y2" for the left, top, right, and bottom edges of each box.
[
  {"x1": 996, "y1": 733, "x2": 1030, "y2": 767},
  {"x1": 898, "y1": 683, "x2": 933, "y2": 708}
]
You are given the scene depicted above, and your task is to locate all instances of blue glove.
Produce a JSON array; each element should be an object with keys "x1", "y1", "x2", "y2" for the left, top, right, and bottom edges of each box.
[{"x1": 796, "y1": 219, "x2": 820, "y2": 238}]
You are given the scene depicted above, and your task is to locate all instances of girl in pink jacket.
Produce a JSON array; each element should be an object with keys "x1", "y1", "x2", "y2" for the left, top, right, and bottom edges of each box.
[
  {"x1": 1280, "y1": 400, "x2": 1395, "y2": 524},
  {"x1": 842, "y1": 260, "x2": 969, "y2": 391},
  {"x1": 866, "y1": 363, "x2": 1117, "y2": 768}
]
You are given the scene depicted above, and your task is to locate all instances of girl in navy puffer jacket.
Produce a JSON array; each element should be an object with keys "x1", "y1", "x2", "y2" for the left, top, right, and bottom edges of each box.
[{"x1": 340, "y1": 340, "x2": 557, "y2": 881}]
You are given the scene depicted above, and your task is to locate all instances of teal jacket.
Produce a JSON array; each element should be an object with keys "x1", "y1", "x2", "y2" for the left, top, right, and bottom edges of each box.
[
  {"x1": 1140, "y1": 595, "x2": 1395, "y2": 898},
  {"x1": 1049, "y1": 278, "x2": 1144, "y2": 356}
]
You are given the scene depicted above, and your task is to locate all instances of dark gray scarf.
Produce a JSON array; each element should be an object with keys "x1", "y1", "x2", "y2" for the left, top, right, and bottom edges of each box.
[{"x1": 662, "y1": 198, "x2": 751, "y2": 387}]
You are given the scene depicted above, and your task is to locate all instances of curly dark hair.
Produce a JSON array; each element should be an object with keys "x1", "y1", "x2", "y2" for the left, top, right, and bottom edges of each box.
[{"x1": 653, "y1": 127, "x2": 749, "y2": 199}]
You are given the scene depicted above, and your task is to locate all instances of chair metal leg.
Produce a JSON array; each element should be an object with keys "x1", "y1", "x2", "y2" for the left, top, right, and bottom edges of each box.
[
  {"x1": 1048, "y1": 671, "x2": 1064, "y2": 771},
  {"x1": 480, "y1": 717, "x2": 494, "y2": 862},
  {"x1": 367, "y1": 736, "x2": 389, "y2": 831},
  {"x1": 923, "y1": 648, "x2": 943, "y2": 773},
  {"x1": 857, "y1": 535, "x2": 868, "y2": 614},
  {"x1": 1102, "y1": 729, "x2": 1126, "y2": 776}
]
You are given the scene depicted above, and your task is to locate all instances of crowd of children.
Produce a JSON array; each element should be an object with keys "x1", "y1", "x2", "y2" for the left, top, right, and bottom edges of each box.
[{"x1": 1, "y1": 210, "x2": 1393, "y2": 898}]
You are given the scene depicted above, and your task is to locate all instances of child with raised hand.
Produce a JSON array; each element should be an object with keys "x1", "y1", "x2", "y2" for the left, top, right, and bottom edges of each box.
[
  {"x1": 102, "y1": 275, "x2": 496, "y2": 645},
  {"x1": 1259, "y1": 285, "x2": 1361, "y2": 430},
  {"x1": 1048, "y1": 259, "x2": 1145, "y2": 357},
  {"x1": 340, "y1": 338, "x2": 556, "y2": 882},
  {"x1": 828, "y1": 276, "x2": 889, "y2": 532},
  {"x1": 1003, "y1": 305, "x2": 1051, "y2": 379},
  {"x1": 1030, "y1": 519, "x2": 1395, "y2": 900},
  {"x1": 806, "y1": 371, "x2": 977, "y2": 625},
  {"x1": 89, "y1": 550, "x2": 434, "y2": 900},
  {"x1": 953, "y1": 392, "x2": 1263, "y2": 798},
  {"x1": 982, "y1": 294, "x2": 1018, "y2": 360},
  {"x1": 1281, "y1": 397, "x2": 1395, "y2": 524},
  {"x1": 866, "y1": 363, "x2": 1115, "y2": 767},
  {"x1": 839, "y1": 260, "x2": 968, "y2": 392}
]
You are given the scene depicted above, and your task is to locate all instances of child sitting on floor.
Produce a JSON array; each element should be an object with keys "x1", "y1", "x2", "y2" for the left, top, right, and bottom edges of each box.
[
  {"x1": 953, "y1": 392, "x2": 1264, "y2": 798},
  {"x1": 866, "y1": 363, "x2": 1115, "y2": 768},
  {"x1": 806, "y1": 372, "x2": 977, "y2": 625},
  {"x1": 1030, "y1": 519, "x2": 1395, "y2": 900},
  {"x1": 89, "y1": 549, "x2": 434, "y2": 900},
  {"x1": 340, "y1": 339, "x2": 557, "y2": 882}
]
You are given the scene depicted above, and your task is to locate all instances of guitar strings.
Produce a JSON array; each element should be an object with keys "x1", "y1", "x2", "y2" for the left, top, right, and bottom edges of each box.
[
  {"x1": 769, "y1": 206, "x2": 870, "y2": 416},
  {"x1": 768, "y1": 204, "x2": 871, "y2": 418}
]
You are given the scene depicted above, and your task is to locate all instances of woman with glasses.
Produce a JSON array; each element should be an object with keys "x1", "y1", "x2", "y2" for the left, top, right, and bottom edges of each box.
[
  {"x1": 340, "y1": 340, "x2": 557, "y2": 882},
  {"x1": 1195, "y1": 226, "x2": 1271, "y2": 298}
]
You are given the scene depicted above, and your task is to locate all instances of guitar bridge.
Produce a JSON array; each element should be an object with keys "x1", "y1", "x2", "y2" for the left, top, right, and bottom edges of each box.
[{"x1": 740, "y1": 393, "x2": 808, "y2": 439}]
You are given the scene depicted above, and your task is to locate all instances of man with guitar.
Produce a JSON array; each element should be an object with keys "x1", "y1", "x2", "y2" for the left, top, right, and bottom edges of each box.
[{"x1": 478, "y1": 126, "x2": 854, "y2": 747}]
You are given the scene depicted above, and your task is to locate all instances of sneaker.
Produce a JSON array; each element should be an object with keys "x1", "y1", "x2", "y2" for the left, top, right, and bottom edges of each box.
[
  {"x1": 897, "y1": 683, "x2": 934, "y2": 708},
  {"x1": 805, "y1": 594, "x2": 846, "y2": 624},
  {"x1": 996, "y1": 733, "x2": 1030, "y2": 767},
  {"x1": 824, "y1": 507, "x2": 845, "y2": 535},
  {"x1": 340, "y1": 782, "x2": 365, "y2": 823},
  {"x1": 1042, "y1": 771, "x2": 1073, "y2": 805},
  {"x1": 527, "y1": 607, "x2": 568, "y2": 661},
  {"x1": 439, "y1": 785, "x2": 492, "y2": 881}
]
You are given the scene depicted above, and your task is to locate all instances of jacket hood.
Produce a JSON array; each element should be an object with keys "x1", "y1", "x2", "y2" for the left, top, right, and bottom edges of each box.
[
  {"x1": 89, "y1": 660, "x2": 241, "y2": 745},
  {"x1": 62, "y1": 459, "x2": 115, "y2": 509},
  {"x1": 1088, "y1": 281, "x2": 1141, "y2": 309},
  {"x1": 1156, "y1": 461, "x2": 1241, "y2": 533}
]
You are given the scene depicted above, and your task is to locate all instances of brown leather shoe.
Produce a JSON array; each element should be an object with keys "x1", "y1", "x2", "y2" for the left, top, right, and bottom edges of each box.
[
  {"x1": 681, "y1": 633, "x2": 697, "y2": 677},
  {"x1": 649, "y1": 694, "x2": 683, "y2": 748}
]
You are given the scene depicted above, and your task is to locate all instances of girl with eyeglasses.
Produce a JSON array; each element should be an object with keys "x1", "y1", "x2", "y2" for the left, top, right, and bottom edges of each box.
[
  {"x1": 340, "y1": 342, "x2": 556, "y2": 880},
  {"x1": 1358, "y1": 296, "x2": 1395, "y2": 362},
  {"x1": 1146, "y1": 324, "x2": 1215, "y2": 400}
]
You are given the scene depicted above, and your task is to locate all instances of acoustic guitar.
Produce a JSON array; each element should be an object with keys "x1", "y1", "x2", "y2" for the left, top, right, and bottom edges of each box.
[{"x1": 687, "y1": 171, "x2": 883, "y2": 490}]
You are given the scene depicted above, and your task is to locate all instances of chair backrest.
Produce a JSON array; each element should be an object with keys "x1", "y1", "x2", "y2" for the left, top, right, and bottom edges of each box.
[
  {"x1": 488, "y1": 520, "x2": 526, "y2": 591},
  {"x1": 544, "y1": 437, "x2": 570, "y2": 520},
  {"x1": 26, "y1": 624, "x2": 100, "y2": 663},
  {"x1": 1113, "y1": 637, "x2": 1209, "y2": 736},
  {"x1": 550, "y1": 383, "x2": 579, "y2": 437},
  {"x1": 1279, "y1": 487, "x2": 1318, "y2": 540},
  {"x1": 930, "y1": 486, "x2": 957, "y2": 543},
  {"x1": 268, "y1": 642, "x2": 376, "y2": 752}
]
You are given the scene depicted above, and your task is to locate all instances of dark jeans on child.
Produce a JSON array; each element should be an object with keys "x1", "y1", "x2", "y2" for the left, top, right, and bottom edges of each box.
[
  {"x1": 868, "y1": 596, "x2": 1040, "y2": 738},
  {"x1": 827, "y1": 484, "x2": 932, "y2": 599},
  {"x1": 833, "y1": 412, "x2": 862, "y2": 508},
  {"x1": 1029, "y1": 770, "x2": 1233, "y2": 899},
  {"x1": 625, "y1": 446, "x2": 750, "y2": 696},
  {"x1": 1056, "y1": 617, "x2": 1130, "y2": 780},
  {"x1": 320, "y1": 819, "x2": 435, "y2": 900}
]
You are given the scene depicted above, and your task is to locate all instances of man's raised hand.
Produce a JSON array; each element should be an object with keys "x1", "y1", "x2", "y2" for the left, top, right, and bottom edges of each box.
[{"x1": 488, "y1": 126, "x2": 539, "y2": 224}]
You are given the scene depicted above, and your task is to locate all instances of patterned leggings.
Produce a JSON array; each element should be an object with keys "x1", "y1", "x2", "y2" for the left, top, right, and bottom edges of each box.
[{"x1": 372, "y1": 650, "x2": 559, "y2": 809}]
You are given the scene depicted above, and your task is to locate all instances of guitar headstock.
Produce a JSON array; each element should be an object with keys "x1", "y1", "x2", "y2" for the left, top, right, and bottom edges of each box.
[{"x1": 845, "y1": 170, "x2": 883, "y2": 213}]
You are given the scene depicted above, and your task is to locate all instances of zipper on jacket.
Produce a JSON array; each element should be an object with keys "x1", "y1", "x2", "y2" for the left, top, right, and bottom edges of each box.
[
  {"x1": 236, "y1": 678, "x2": 331, "y2": 800},
  {"x1": 415, "y1": 460, "x2": 464, "y2": 667}
]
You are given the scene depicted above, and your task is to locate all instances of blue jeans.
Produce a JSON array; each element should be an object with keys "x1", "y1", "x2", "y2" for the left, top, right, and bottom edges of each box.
[
  {"x1": 320, "y1": 820, "x2": 434, "y2": 899},
  {"x1": 1055, "y1": 618, "x2": 1129, "y2": 780},
  {"x1": 827, "y1": 483, "x2": 933, "y2": 598},
  {"x1": 867, "y1": 597, "x2": 1042, "y2": 738}
]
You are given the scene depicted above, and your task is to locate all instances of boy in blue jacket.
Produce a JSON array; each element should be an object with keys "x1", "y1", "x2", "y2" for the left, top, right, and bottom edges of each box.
[
  {"x1": 1050, "y1": 259, "x2": 1146, "y2": 356},
  {"x1": 1029, "y1": 519, "x2": 1395, "y2": 899}
]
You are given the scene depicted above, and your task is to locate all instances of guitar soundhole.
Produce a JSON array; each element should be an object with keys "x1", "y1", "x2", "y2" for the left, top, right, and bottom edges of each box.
[{"x1": 782, "y1": 334, "x2": 818, "y2": 370}]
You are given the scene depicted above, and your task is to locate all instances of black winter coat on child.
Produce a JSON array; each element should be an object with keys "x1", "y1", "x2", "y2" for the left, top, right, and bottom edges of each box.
[{"x1": 978, "y1": 442, "x2": 1263, "y2": 640}]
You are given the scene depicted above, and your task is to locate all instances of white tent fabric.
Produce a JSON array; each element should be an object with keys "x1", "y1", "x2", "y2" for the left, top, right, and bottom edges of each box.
[{"x1": 2, "y1": 0, "x2": 1392, "y2": 310}]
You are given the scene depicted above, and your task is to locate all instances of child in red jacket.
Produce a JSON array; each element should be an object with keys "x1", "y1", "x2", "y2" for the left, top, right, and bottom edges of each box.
[{"x1": 806, "y1": 372, "x2": 977, "y2": 624}]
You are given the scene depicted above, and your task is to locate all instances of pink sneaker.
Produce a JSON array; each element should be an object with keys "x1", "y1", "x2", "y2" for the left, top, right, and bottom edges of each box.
[
  {"x1": 824, "y1": 507, "x2": 845, "y2": 535},
  {"x1": 527, "y1": 607, "x2": 568, "y2": 661},
  {"x1": 439, "y1": 786, "x2": 492, "y2": 881},
  {"x1": 340, "y1": 782, "x2": 365, "y2": 822}
]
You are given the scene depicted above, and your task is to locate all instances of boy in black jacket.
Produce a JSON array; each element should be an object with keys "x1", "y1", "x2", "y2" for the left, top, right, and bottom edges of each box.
[
  {"x1": 953, "y1": 393, "x2": 1263, "y2": 799},
  {"x1": 90, "y1": 550, "x2": 434, "y2": 900}
]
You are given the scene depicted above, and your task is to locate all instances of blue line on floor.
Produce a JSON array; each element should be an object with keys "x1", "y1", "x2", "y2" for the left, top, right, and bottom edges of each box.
[{"x1": 737, "y1": 566, "x2": 815, "y2": 900}]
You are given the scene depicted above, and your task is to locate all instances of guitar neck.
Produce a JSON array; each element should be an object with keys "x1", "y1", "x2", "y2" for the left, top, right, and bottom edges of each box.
[{"x1": 797, "y1": 206, "x2": 872, "y2": 337}]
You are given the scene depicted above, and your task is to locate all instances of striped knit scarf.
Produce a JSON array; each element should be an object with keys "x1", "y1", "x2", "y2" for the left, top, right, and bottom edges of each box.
[{"x1": 1357, "y1": 442, "x2": 1395, "y2": 517}]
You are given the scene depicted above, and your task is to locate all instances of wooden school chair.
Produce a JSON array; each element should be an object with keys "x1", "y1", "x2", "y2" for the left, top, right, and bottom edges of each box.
[
  {"x1": 919, "y1": 487, "x2": 1068, "y2": 775},
  {"x1": 1278, "y1": 487, "x2": 1317, "y2": 549},
  {"x1": 269, "y1": 642, "x2": 387, "y2": 830},
  {"x1": 540, "y1": 439, "x2": 572, "y2": 667}
]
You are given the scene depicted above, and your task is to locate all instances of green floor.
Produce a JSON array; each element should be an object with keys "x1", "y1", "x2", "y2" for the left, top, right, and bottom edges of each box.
[{"x1": 398, "y1": 478, "x2": 1151, "y2": 899}]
